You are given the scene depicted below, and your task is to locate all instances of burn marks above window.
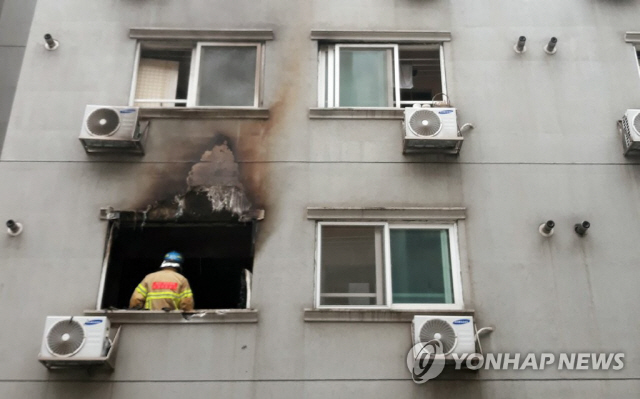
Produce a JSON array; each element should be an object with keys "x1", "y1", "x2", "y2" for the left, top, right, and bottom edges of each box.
[{"x1": 126, "y1": 135, "x2": 264, "y2": 223}]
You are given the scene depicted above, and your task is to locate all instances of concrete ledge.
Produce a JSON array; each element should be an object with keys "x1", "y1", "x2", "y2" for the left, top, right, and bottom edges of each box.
[
  {"x1": 84, "y1": 309, "x2": 258, "y2": 324},
  {"x1": 130, "y1": 28, "x2": 274, "y2": 41},
  {"x1": 306, "y1": 207, "x2": 466, "y2": 221},
  {"x1": 310, "y1": 30, "x2": 452, "y2": 43},
  {"x1": 304, "y1": 308, "x2": 474, "y2": 322},
  {"x1": 309, "y1": 108, "x2": 403, "y2": 119},
  {"x1": 138, "y1": 107, "x2": 270, "y2": 120},
  {"x1": 625, "y1": 32, "x2": 640, "y2": 43}
]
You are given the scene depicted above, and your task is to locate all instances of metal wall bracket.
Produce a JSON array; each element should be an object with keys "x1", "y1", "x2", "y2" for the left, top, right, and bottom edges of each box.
[{"x1": 100, "y1": 207, "x2": 120, "y2": 221}]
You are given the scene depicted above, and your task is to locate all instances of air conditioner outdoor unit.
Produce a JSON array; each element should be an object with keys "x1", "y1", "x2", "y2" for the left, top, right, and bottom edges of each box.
[
  {"x1": 40, "y1": 316, "x2": 111, "y2": 359},
  {"x1": 403, "y1": 107, "x2": 462, "y2": 155},
  {"x1": 79, "y1": 105, "x2": 147, "y2": 154},
  {"x1": 621, "y1": 109, "x2": 640, "y2": 156},
  {"x1": 411, "y1": 315, "x2": 475, "y2": 358}
]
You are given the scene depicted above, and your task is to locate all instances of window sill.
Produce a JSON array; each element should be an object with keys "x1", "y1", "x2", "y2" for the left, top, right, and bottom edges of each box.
[
  {"x1": 138, "y1": 107, "x2": 270, "y2": 120},
  {"x1": 84, "y1": 309, "x2": 258, "y2": 324},
  {"x1": 309, "y1": 108, "x2": 403, "y2": 120},
  {"x1": 303, "y1": 308, "x2": 474, "y2": 323}
]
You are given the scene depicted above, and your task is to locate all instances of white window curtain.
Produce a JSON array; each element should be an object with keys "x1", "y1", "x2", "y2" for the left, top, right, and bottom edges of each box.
[{"x1": 135, "y1": 58, "x2": 180, "y2": 107}]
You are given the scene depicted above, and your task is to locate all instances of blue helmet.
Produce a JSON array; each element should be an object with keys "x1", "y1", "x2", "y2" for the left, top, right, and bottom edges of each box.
[{"x1": 161, "y1": 251, "x2": 184, "y2": 268}]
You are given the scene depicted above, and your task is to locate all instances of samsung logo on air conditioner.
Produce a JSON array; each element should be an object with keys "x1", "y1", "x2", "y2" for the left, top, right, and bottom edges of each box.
[
  {"x1": 438, "y1": 110, "x2": 454, "y2": 115},
  {"x1": 453, "y1": 319, "x2": 471, "y2": 325},
  {"x1": 84, "y1": 319, "x2": 104, "y2": 326}
]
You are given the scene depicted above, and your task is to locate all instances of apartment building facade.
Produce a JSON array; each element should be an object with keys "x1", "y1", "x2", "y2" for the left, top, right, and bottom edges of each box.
[{"x1": 1, "y1": 0, "x2": 640, "y2": 398}]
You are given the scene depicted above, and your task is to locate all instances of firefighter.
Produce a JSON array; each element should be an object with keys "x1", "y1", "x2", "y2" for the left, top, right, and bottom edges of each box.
[{"x1": 129, "y1": 251, "x2": 194, "y2": 311}]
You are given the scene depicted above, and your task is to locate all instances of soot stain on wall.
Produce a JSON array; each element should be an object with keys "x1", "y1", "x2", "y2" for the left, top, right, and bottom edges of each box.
[
  {"x1": 130, "y1": 41, "x2": 299, "y2": 222},
  {"x1": 141, "y1": 133, "x2": 259, "y2": 222}
]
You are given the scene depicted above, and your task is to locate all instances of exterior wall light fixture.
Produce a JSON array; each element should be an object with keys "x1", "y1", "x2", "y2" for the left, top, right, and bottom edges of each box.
[
  {"x1": 539, "y1": 220, "x2": 555, "y2": 237},
  {"x1": 7, "y1": 220, "x2": 23, "y2": 237},
  {"x1": 44, "y1": 34, "x2": 59, "y2": 50},
  {"x1": 514, "y1": 36, "x2": 526, "y2": 53},
  {"x1": 575, "y1": 221, "x2": 590, "y2": 236},
  {"x1": 544, "y1": 37, "x2": 558, "y2": 55}
]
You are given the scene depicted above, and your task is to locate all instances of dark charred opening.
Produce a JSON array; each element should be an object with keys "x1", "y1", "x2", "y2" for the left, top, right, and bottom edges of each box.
[{"x1": 101, "y1": 222, "x2": 255, "y2": 310}]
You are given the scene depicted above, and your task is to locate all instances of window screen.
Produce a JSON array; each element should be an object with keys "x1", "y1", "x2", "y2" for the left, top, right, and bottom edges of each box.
[
  {"x1": 320, "y1": 225, "x2": 386, "y2": 306},
  {"x1": 338, "y1": 47, "x2": 394, "y2": 107}
]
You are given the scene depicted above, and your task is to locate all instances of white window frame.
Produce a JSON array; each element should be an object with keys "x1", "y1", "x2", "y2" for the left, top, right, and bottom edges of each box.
[
  {"x1": 129, "y1": 41, "x2": 264, "y2": 108},
  {"x1": 315, "y1": 221, "x2": 464, "y2": 310},
  {"x1": 317, "y1": 43, "x2": 447, "y2": 108}
]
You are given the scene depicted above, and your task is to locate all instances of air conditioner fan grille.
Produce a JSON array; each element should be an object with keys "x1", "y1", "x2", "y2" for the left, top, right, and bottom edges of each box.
[
  {"x1": 86, "y1": 108, "x2": 120, "y2": 136},
  {"x1": 409, "y1": 110, "x2": 442, "y2": 137},
  {"x1": 419, "y1": 318, "x2": 457, "y2": 354},
  {"x1": 46, "y1": 319, "x2": 86, "y2": 357},
  {"x1": 633, "y1": 113, "x2": 640, "y2": 135}
]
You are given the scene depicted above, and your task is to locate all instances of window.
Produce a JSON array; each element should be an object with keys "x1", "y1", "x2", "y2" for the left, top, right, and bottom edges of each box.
[
  {"x1": 130, "y1": 42, "x2": 263, "y2": 108},
  {"x1": 318, "y1": 43, "x2": 446, "y2": 108},
  {"x1": 315, "y1": 222, "x2": 463, "y2": 309},
  {"x1": 99, "y1": 222, "x2": 255, "y2": 310}
]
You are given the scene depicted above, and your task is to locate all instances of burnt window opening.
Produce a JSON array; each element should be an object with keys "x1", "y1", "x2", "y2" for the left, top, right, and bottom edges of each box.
[{"x1": 101, "y1": 222, "x2": 255, "y2": 310}]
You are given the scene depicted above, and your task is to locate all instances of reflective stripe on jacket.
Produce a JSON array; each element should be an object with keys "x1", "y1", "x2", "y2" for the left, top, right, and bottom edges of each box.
[{"x1": 129, "y1": 268, "x2": 194, "y2": 311}]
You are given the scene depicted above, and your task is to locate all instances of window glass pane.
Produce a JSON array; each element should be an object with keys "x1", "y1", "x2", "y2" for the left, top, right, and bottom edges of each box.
[
  {"x1": 339, "y1": 48, "x2": 392, "y2": 107},
  {"x1": 198, "y1": 46, "x2": 257, "y2": 106},
  {"x1": 320, "y1": 226, "x2": 385, "y2": 306},
  {"x1": 390, "y1": 229, "x2": 453, "y2": 304}
]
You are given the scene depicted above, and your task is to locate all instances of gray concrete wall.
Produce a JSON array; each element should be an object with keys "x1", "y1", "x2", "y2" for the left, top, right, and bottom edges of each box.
[
  {"x1": 0, "y1": 0, "x2": 38, "y2": 153},
  {"x1": 1, "y1": 0, "x2": 640, "y2": 398}
]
